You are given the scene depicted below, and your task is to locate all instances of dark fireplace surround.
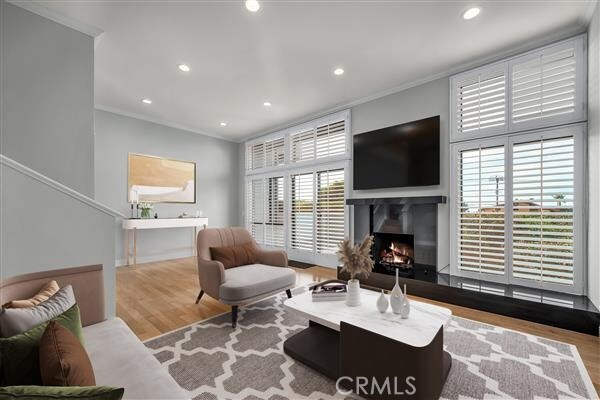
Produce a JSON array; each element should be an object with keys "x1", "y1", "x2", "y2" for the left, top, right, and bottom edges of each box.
[
  {"x1": 348, "y1": 196, "x2": 443, "y2": 280},
  {"x1": 339, "y1": 196, "x2": 600, "y2": 336}
]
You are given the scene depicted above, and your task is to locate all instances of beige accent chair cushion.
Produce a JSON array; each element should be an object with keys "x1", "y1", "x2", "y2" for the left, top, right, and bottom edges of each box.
[
  {"x1": 2, "y1": 280, "x2": 59, "y2": 308},
  {"x1": 219, "y1": 264, "x2": 297, "y2": 303}
]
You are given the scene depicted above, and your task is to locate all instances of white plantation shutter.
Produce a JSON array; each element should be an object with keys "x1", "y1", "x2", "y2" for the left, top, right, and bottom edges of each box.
[
  {"x1": 265, "y1": 176, "x2": 284, "y2": 247},
  {"x1": 246, "y1": 142, "x2": 265, "y2": 170},
  {"x1": 316, "y1": 169, "x2": 345, "y2": 254},
  {"x1": 290, "y1": 172, "x2": 315, "y2": 251},
  {"x1": 291, "y1": 130, "x2": 315, "y2": 162},
  {"x1": 264, "y1": 138, "x2": 285, "y2": 168},
  {"x1": 247, "y1": 179, "x2": 265, "y2": 243},
  {"x1": 510, "y1": 38, "x2": 584, "y2": 129},
  {"x1": 457, "y1": 145, "x2": 506, "y2": 275},
  {"x1": 451, "y1": 66, "x2": 507, "y2": 141},
  {"x1": 291, "y1": 119, "x2": 347, "y2": 162},
  {"x1": 316, "y1": 120, "x2": 346, "y2": 158},
  {"x1": 511, "y1": 136, "x2": 575, "y2": 285},
  {"x1": 450, "y1": 35, "x2": 585, "y2": 143}
]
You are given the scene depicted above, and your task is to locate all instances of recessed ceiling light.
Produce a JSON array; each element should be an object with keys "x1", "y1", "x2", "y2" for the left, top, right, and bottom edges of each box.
[
  {"x1": 463, "y1": 7, "x2": 480, "y2": 20},
  {"x1": 141, "y1": 98, "x2": 152, "y2": 104},
  {"x1": 245, "y1": 0, "x2": 260, "y2": 12},
  {"x1": 220, "y1": 122, "x2": 227, "y2": 127},
  {"x1": 263, "y1": 101, "x2": 272, "y2": 107},
  {"x1": 178, "y1": 64, "x2": 190, "y2": 72},
  {"x1": 333, "y1": 68, "x2": 345, "y2": 76}
]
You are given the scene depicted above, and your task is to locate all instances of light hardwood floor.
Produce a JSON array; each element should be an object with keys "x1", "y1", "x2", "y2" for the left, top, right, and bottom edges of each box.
[{"x1": 117, "y1": 257, "x2": 600, "y2": 394}]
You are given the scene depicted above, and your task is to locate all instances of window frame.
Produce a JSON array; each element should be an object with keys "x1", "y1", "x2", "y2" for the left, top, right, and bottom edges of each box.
[
  {"x1": 450, "y1": 34, "x2": 587, "y2": 143},
  {"x1": 450, "y1": 123, "x2": 586, "y2": 294}
]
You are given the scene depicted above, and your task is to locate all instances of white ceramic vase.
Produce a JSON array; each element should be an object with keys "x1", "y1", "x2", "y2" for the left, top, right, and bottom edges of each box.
[
  {"x1": 390, "y1": 269, "x2": 404, "y2": 314},
  {"x1": 346, "y1": 279, "x2": 361, "y2": 307},
  {"x1": 376, "y1": 290, "x2": 389, "y2": 313},
  {"x1": 400, "y1": 284, "x2": 411, "y2": 319}
]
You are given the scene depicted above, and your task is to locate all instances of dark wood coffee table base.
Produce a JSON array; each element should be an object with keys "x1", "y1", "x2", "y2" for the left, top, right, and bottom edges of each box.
[{"x1": 283, "y1": 320, "x2": 451, "y2": 400}]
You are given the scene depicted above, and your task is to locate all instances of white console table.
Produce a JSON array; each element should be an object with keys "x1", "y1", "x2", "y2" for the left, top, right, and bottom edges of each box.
[{"x1": 122, "y1": 217, "x2": 208, "y2": 266}]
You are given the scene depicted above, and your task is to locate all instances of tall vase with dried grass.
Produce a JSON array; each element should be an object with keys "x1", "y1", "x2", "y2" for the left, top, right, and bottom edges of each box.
[{"x1": 337, "y1": 236, "x2": 374, "y2": 306}]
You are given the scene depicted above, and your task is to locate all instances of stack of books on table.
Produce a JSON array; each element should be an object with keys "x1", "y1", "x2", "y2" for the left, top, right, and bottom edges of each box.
[{"x1": 311, "y1": 281, "x2": 347, "y2": 302}]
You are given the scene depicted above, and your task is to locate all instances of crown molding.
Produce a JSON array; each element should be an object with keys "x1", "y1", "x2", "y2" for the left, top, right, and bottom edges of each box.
[
  {"x1": 95, "y1": 105, "x2": 236, "y2": 142},
  {"x1": 7, "y1": 0, "x2": 104, "y2": 39}
]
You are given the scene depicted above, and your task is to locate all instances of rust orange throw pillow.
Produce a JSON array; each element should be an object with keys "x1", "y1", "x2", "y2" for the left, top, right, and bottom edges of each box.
[
  {"x1": 39, "y1": 321, "x2": 96, "y2": 386},
  {"x1": 210, "y1": 244, "x2": 258, "y2": 268},
  {"x1": 3, "y1": 280, "x2": 60, "y2": 308}
]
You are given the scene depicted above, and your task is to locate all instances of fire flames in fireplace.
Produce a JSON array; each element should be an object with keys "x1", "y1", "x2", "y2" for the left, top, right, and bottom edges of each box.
[{"x1": 379, "y1": 241, "x2": 414, "y2": 268}]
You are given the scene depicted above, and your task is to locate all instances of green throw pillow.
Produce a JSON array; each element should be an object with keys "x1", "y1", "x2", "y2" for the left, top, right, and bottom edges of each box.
[
  {"x1": 0, "y1": 304, "x2": 83, "y2": 386},
  {"x1": 0, "y1": 386, "x2": 124, "y2": 400}
]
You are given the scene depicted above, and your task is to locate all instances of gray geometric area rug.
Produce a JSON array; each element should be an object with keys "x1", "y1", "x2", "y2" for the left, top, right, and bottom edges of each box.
[{"x1": 145, "y1": 292, "x2": 597, "y2": 400}]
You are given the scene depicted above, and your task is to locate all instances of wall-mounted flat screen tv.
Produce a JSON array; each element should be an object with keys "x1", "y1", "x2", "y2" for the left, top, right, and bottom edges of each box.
[{"x1": 353, "y1": 116, "x2": 440, "y2": 190}]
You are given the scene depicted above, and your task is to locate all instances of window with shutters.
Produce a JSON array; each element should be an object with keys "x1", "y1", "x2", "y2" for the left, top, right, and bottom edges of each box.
[
  {"x1": 450, "y1": 35, "x2": 586, "y2": 142},
  {"x1": 246, "y1": 137, "x2": 284, "y2": 170},
  {"x1": 247, "y1": 179, "x2": 265, "y2": 244},
  {"x1": 244, "y1": 110, "x2": 349, "y2": 266},
  {"x1": 265, "y1": 138, "x2": 285, "y2": 168},
  {"x1": 316, "y1": 169, "x2": 345, "y2": 254},
  {"x1": 511, "y1": 136, "x2": 575, "y2": 285},
  {"x1": 451, "y1": 125, "x2": 584, "y2": 293},
  {"x1": 290, "y1": 168, "x2": 346, "y2": 256},
  {"x1": 457, "y1": 144, "x2": 506, "y2": 276},
  {"x1": 510, "y1": 39, "x2": 584, "y2": 130},
  {"x1": 246, "y1": 176, "x2": 285, "y2": 247},
  {"x1": 291, "y1": 119, "x2": 348, "y2": 163},
  {"x1": 290, "y1": 172, "x2": 314, "y2": 251},
  {"x1": 265, "y1": 176, "x2": 284, "y2": 247},
  {"x1": 451, "y1": 67, "x2": 508, "y2": 141}
]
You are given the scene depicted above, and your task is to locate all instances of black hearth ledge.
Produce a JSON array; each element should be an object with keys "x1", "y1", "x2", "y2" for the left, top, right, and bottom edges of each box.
[
  {"x1": 337, "y1": 266, "x2": 600, "y2": 336},
  {"x1": 346, "y1": 196, "x2": 447, "y2": 205}
]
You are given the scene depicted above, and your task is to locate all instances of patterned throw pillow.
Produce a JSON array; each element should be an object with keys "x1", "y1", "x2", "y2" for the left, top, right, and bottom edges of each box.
[{"x1": 2, "y1": 280, "x2": 60, "y2": 309}]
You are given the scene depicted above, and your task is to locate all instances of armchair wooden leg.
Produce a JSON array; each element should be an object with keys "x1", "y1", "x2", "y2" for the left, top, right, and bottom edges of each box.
[
  {"x1": 195, "y1": 290, "x2": 204, "y2": 304},
  {"x1": 231, "y1": 305, "x2": 239, "y2": 328},
  {"x1": 286, "y1": 289, "x2": 292, "y2": 299}
]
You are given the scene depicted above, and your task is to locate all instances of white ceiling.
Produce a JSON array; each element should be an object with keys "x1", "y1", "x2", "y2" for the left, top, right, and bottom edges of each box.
[{"x1": 17, "y1": 0, "x2": 596, "y2": 141}]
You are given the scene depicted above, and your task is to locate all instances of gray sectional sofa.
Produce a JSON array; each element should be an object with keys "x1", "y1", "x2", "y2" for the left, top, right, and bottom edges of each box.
[{"x1": 0, "y1": 265, "x2": 188, "y2": 400}]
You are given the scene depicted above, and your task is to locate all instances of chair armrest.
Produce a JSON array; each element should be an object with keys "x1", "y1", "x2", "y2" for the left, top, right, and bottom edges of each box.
[
  {"x1": 197, "y1": 259, "x2": 226, "y2": 299},
  {"x1": 255, "y1": 249, "x2": 288, "y2": 267}
]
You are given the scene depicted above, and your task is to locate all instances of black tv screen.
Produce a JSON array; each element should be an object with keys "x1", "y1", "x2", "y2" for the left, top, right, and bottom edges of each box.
[{"x1": 353, "y1": 116, "x2": 440, "y2": 190}]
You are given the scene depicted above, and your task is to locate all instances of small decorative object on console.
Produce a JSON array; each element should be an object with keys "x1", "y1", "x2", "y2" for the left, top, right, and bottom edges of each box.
[
  {"x1": 390, "y1": 268, "x2": 405, "y2": 314},
  {"x1": 139, "y1": 202, "x2": 153, "y2": 218},
  {"x1": 376, "y1": 290, "x2": 389, "y2": 313},
  {"x1": 400, "y1": 283, "x2": 411, "y2": 319},
  {"x1": 337, "y1": 236, "x2": 374, "y2": 307},
  {"x1": 310, "y1": 280, "x2": 347, "y2": 302}
]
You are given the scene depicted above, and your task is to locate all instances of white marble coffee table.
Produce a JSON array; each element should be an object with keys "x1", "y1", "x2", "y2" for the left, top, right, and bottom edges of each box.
[{"x1": 283, "y1": 287, "x2": 453, "y2": 400}]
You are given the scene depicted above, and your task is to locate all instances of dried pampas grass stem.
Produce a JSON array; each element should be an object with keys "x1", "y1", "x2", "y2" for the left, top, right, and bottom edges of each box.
[{"x1": 337, "y1": 235, "x2": 374, "y2": 281}]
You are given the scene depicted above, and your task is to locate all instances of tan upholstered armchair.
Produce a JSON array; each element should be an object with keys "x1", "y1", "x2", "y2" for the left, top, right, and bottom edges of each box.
[{"x1": 196, "y1": 227, "x2": 296, "y2": 328}]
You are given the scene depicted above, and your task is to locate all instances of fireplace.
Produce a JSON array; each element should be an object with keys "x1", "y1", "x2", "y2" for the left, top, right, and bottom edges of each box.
[{"x1": 372, "y1": 232, "x2": 415, "y2": 278}]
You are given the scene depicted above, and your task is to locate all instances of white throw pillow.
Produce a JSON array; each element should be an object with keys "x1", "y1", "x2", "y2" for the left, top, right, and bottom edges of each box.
[{"x1": 0, "y1": 285, "x2": 76, "y2": 337}]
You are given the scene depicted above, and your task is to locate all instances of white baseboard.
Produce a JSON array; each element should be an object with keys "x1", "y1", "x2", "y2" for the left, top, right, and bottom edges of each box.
[{"x1": 115, "y1": 249, "x2": 195, "y2": 267}]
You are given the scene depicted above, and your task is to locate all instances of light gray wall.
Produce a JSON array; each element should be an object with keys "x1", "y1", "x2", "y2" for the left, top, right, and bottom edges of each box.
[
  {"x1": 588, "y1": 2, "x2": 600, "y2": 309},
  {"x1": 94, "y1": 110, "x2": 240, "y2": 265},
  {"x1": 350, "y1": 77, "x2": 450, "y2": 270},
  {"x1": 1, "y1": 161, "x2": 117, "y2": 316},
  {"x1": 0, "y1": 1, "x2": 95, "y2": 197}
]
